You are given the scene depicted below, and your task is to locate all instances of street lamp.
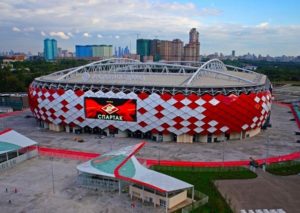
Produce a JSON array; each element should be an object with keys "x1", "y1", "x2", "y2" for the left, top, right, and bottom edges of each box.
[
  {"x1": 265, "y1": 134, "x2": 270, "y2": 169},
  {"x1": 222, "y1": 138, "x2": 226, "y2": 167},
  {"x1": 50, "y1": 156, "x2": 55, "y2": 194}
]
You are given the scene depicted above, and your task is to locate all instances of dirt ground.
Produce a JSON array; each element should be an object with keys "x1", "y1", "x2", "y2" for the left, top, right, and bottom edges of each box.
[
  {"x1": 0, "y1": 157, "x2": 164, "y2": 213},
  {"x1": 216, "y1": 169, "x2": 300, "y2": 213}
]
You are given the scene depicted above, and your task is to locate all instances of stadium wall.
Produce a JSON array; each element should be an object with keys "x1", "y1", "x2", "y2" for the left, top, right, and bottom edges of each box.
[{"x1": 28, "y1": 86, "x2": 271, "y2": 143}]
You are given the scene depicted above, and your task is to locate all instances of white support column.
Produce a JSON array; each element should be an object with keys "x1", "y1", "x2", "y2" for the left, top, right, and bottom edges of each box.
[
  {"x1": 118, "y1": 180, "x2": 121, "y2": 195},
  {"x1": 165, "y1": 192, "x2": 168, "y2": 213},
  {"x1": 142, "y1": 186, "x2": 144, "y2": 203},
  {"x1": 154, "y1": 190, "x2": 156, "y2": 207},
  {"x1": 6, "y1": 152, "x2": 8, "y2": 161},
  {"x1": 192, "y1": 187, "x2": 194, "y2": 203}
]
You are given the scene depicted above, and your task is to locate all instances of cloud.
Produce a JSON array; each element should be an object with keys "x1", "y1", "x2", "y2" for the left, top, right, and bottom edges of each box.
[
  {"x1": 256, "y1": 22, "x2": 269, "y2": 29},
  {"x1": 12, "y1": 27, "x2": 21, "y2": 32},
  {"x1": 1, "y1": 0, "x2": 299, "y2": 56},
  {"x1": 198, "y1": 8, "x2": 222, "y2": 16},
  {"x1": 41, "y1": 31, "x2": 46, "y2": 36},
  {"x1": 23, "y1": 27, "x2": 35, "y2": 32},
  {"x1": 115, "y1": 35, "x2": 120, "y2": 39},
  {"x1": 92, "y1": 18, "x2": 100, "y2": 24},
  {"x1": 49, "y1": 31, "x2": 70, "y2": 39},
  {"x1": 83, "y1": 32, "x2": 91, "y2": 37}
]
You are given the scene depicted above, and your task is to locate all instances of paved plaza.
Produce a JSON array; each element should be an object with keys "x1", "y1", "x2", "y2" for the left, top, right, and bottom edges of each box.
[
  {"x1": 1, "y1": 102, "x2": 299, "y2": 162},
  {"x1": 0, "y1": 157, "x2": 163, "y2": 213}
]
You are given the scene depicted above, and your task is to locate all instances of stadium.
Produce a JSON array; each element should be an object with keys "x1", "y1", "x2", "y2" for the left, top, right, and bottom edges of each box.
[{"x1": 28, "y1": 58, "x2": 272, "y2": 143}]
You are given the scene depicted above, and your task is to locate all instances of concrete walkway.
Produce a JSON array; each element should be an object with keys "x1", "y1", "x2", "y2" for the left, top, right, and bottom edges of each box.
[{"x1": 216, "y1": 169, "x2": 300, "y2": 213}]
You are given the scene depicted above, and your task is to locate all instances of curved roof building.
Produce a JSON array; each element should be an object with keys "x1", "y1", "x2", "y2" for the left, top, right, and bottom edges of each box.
[
  {"x1": 29, "y1": 58, "x2": 272, "y2": 143},
  {"x1": 77, "y1": 142, "x2": 194, "y2": 211}
]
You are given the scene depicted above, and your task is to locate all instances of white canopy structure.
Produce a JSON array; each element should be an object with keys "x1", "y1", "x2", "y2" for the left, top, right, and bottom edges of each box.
[
  {"x1": 0, "y1": 129, "x2": 37, "y2": 154},
  {"x1": 77, "y1": 142, "x2": 192, "y2": 193},
  {"x1": 0, "y1": 129, "x2": 38, "y2": 171}
]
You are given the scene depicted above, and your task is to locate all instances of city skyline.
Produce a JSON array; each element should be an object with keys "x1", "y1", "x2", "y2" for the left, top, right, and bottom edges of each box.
[{"x1": 1, "y1": 0, "x2": 300, "y2": 56}]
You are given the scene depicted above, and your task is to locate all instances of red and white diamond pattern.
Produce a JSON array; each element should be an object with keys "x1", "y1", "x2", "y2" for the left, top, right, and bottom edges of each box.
[{"x1": 28, "y1": 86, "x2": 272, "y2": 135}]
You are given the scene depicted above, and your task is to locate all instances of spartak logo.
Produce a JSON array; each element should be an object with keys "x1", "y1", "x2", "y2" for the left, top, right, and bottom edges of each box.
[{"x1": 101, "y1": 103, "x2": 119, "y2": 114}]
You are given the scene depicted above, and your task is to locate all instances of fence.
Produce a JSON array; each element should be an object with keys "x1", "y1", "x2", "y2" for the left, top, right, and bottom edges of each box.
[
  {"x1": 182, "y1": 190, "x2": 209, "y2": 213},
  {"x1": 38, "y1": 146, "x2": 100, "y2": 161},
  {"x1": 38, "y1": 146, "x2": 300, "y2": 168},
  {"x1": 141, "y1": 151, "x2": 300, "y2": 168},
  {"x1": 152, "y1": 165, "x2": 249, "y2": 173}
]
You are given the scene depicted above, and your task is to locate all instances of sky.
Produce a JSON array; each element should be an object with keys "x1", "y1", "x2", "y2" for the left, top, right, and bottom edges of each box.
[{"x1": 0, "y1": 0, "x2": 300, "y2": 56}]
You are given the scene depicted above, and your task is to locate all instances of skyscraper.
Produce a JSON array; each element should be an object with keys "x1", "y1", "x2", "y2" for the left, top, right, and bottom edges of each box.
[
  {"x1": 183, "y1": 28, "x2": 200, "y2": 61},
  {"x1": 170, "y1": 39, "x2": 183, "y2": 61},
  {"x1": 44, "y1": 38, "x2": 57, "y2": 61},
  {"x1": 75, "y1": 45, "x2": 113, "y2": 58},
  {"x1": 136, "y1": 39, "x2": 151, "y2": 62},
  {"x1": 136, "y1": 28, "x2": 200, "y2": 62}
]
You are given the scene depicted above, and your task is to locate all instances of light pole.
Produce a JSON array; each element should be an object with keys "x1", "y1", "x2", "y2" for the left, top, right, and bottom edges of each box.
[
  {"x1": 158, "y1": 148, "x2": 161, "y2": 166},
  {"x1": 154, "y1": 146, "x2": 161, "y2": 165},
  {"x1": 222, "y1": 137, "x2": 226, "y2": 167},
  {"x1": 50, "y1": 156, "x2": 55, "y2": 194},
  {"x1": 265, "y1": 134, "x2": 270, "y2": 167}
]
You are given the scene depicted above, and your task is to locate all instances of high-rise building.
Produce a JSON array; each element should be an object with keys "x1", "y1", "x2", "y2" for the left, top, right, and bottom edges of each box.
[
  {"x1": 150, "y1": 39, "x2": 161, "y2": 61},
  {"x1": 137, "y1": 39, "x2": 151, "y2": 62},
  {"x1": 183, "y1": 28, "x2": 200, "y2": 61},
  {"x1": 232, "y1": 50, "x2": 235, "y2": 57},
  {"x1": 44, "y1": 38, "x2": 57, "y2": 61},
  {"x1": 159, "y1": 40, "x2": 172, "y2": 61},
  {"x1": 137, "y1": 28, "x2": 200, "y2": 62},
  {"x1": 76, "y1": 45, "x2": 113, "y2": 58},
  {"x1": 170, "y1": 39, "x2": 183, "y2": 61}
]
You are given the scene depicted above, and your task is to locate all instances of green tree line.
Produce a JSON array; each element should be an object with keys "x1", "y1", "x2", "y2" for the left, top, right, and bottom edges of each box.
[
  {"x1": 0, "y1": 59, "x2": 89, "y2": 92},
  {"x1": 0, "y1": 59, "x2": 299, "y2": 93}
]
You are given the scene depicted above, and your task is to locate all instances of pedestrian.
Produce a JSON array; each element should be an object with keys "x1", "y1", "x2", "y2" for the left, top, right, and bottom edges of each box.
[
  {"x1": 8, "y1": 200, "x2": 11, "y2": 204},
  {"x1": 14, "y1": 188, "x2": 17, "y2": 193},
  {"x1": 5, "y1": 188, "x2": 8, "y2": 193}
]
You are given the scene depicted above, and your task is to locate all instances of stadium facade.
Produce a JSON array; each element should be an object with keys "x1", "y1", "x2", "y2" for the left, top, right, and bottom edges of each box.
[{"x1": 28, "y1": 58, "x2": 272, "y2": 143}]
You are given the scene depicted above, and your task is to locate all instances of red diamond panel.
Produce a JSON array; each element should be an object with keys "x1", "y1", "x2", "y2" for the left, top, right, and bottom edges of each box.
[
  {"x1": 162, "y1": 123, "x2": 170, "y2": 129},
  {"x1": 61, "y1": 106, "x2": 68, "y2": 113},
  {"x1": 138, "y1": 92, "x2": 149, "y2": 100},
  {"x1": 75, "y1": 104, "x2": 83, "y2": 110},
  {"x1": 173, "y1": 116, "x2": 184, "y2": 123},
  {"x1": 77, "y1": 117, "x2": 84, "y2": 122},
  {"x1": 138, "y1": 107, "x2": 147, "y2": 115},
  {"x1": 160, "y1": 93, "x2": 172, "y2": 101},
  {"x1": 139, "y1": 121, "x2": 147, "y2": 128},
  {"x1": 174, "y1": 123, "x2": 183, "y2": 130},
  {"x1": 75, "y1": 89, "x2": 84, "y2": 97},
  {"x1": 173, "y1": 93, "x2": 185, "y2": 101},
  {"x1": 155, "y1": 105, "x2": 164, "y2": 112},
  {"x1": 188, "y1": 102, "x2": 199, "y2": 109},
  {"x1": 155, "y1": 112, "x2": 164, "y2": 119},
  {"x1": 61, "y1": 100, "x2": 68, "y2": 106},
  {"x1": 188, "y1": 117, "x2": 198, "y2": 123},
  {"x1": 173, "y1": 101, "x2": 184, "y2": 109}
]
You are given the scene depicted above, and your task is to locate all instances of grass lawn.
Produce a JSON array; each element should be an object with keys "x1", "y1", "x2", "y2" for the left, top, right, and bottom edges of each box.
[
  {"x1": 266, "y1": 161, "x2": 300, "y2": 176},
  {"x1": 153, "y1": 166, "x2": 257, "y2": 213}
]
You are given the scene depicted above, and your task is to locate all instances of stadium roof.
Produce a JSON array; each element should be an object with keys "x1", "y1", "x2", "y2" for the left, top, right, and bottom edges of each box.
[
  {"x1": 77, "y1": 142, "x2": 193, "y2": 192},
  {"x1": 36, "y1": 58, "x2": 267, "y2": 89},
  {"x1": 0, "y1": 129, "x2": 37, "y2": 154}
]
